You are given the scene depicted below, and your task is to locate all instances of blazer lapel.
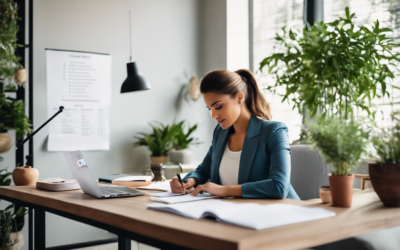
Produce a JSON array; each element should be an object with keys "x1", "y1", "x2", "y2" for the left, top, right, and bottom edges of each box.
[{"x1": 238, "y1": 115, "x2": 263, "y2": 184}]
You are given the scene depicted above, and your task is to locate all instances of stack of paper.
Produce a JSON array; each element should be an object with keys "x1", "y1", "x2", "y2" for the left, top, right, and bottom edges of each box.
[
  {"x1": 136, "y1": 181, "x2": 172, "y2": 192},
  {"x1": 148, "y1": 200, "x2": 336, "y2": 230},
  {"x1": 150, "y1": 193, "x2": 218, "y2": 204}
]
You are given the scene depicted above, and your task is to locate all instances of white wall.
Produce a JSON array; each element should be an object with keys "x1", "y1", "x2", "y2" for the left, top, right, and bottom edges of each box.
[{"x1": 24, "y1": 0, "x2": 227, "y2": 248}]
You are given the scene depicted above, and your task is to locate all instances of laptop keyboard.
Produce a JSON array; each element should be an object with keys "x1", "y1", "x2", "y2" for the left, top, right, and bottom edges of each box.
[{"x1": 100, "y1": 187, "x2": 126, "y2": 195}]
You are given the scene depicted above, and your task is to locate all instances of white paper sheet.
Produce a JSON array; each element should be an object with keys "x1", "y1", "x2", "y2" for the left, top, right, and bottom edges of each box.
[
  {"x1": 46, "y1": 49, "x2": 112, "y2": 151},
  {"x1": 150, "y1": 193, "x2": 218, "y2": 204},
  {"x1": 149, "y1": 191, "x2": 185, "y2": 197},
  {"x1": 148, "y1": 200, "x2": 336, "y2": 230},
  {"x1": 137, "y1": 181, "x2": 172, "y2": 192}
]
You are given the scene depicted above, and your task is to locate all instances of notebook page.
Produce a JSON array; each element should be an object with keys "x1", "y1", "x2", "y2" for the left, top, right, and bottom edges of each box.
[
  {"x1": 149, "y1": 192, "x2": 185, "y2": 197},
  {"x1": 216, "y1": 203, "x2": 336, "y2": 230},
  {"x1": 150, "y1": 193, "x2": 218, "y2": 204},
  {"x1": 148, "y1": 200, "x2": 223, "y2": 219},
  {"x1": 136, "y1": 181, "x2": 171, "y2": 192}
]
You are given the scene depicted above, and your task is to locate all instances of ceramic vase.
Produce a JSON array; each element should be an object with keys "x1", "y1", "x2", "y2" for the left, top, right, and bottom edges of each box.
[
  {"x1": 168, "y1": 149, "x2": 191, "y2": 164},
  {"x1": 12, "y1": 166, "x2": 39, "y2": 186}
]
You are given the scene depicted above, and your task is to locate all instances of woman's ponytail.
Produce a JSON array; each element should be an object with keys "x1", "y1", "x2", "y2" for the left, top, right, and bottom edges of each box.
[
  {"x1": 200, "y1": 68, "x2": 272, "y2": 120},
  {"x1": 235, "y1": 69, "x2": 272, "y2": 120}
]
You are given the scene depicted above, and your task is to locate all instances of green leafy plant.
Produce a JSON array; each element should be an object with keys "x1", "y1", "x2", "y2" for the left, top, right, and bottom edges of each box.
[
  {"x1": 0, "y1": 0, "x2": 22, "y2": 80},
  {"x1": 0, "y1": 168, "x2": 27, "y2": 243},
  {"x1": 0, "y1": 92, "x2": 31, "y2": 140},
  {"x1": 171, "y1": 120, "x2": 201, "y2": 150},
  {"x1": 134, "y1": 122, "x2": 179, "y2": 157},
  {"x1": 306, "y1": 117, "x2": 369, "y2": 176},
  {"x1": 259, "y1": 7, "x2": 400, "y2": 120},
  {"x1": 372, "y1": 111, "x2": 400, "y2": 164},
  {"x1": 0, "y1": 203, "x2": 26, "y2": 248}
]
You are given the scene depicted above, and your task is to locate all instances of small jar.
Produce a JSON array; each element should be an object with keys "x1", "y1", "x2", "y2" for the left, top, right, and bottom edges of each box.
[{"x1": 320, "y1": 186, "x2": 332, "y2": 204}]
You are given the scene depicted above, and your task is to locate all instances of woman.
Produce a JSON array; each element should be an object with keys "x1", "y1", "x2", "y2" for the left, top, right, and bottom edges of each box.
[{"x1": 170, "y1": 69, "x2": 300, "y2": 200}]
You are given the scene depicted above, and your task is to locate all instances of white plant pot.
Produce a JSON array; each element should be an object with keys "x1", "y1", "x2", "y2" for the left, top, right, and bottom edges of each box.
[
  {"x1": 4, "y1": 231, "x2": 24, "y2": 250},
  {"x1": 168, "y1": 149, "x2": 191, "y2": 164}
]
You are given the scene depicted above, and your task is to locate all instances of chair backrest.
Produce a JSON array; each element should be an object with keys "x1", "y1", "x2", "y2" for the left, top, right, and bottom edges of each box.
[{"x1": 290, "y1": 145, "x2": 330, "y2": 200}]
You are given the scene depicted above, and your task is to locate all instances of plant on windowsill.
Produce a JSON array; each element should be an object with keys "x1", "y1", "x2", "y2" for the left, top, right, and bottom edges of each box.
[
  {"x1": 369, "y1": 111, "x2": 400, "y2": 207},
  {"x1": 134, "y1": 122, "x2": 179, "y2": 164},
  {"x1": 258, "y1": 6, "x2": 400, "y2": 207},
  {"x1": 168, "y1": 120, "x2": 202, "y2": 165}
]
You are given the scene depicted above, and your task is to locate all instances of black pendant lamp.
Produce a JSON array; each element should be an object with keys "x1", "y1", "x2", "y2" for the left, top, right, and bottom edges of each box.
[{"x1": 121, "y1": 12, "x2": 150, "y2": 94}]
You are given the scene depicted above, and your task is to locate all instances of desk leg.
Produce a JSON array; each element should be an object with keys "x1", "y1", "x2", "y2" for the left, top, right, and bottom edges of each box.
[
  {"x1": 34, "y1": 208, "x2": 45, "y2": 250},
  {"x1": 29, "y1": 207, "x2": 33, "y2": 250},
  {"x1": 118, "y1": 236, "x2": 131, "y2": 250}
]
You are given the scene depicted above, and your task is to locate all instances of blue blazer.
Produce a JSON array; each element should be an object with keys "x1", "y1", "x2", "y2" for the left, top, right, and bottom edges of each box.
[{"x1": 183, "y1": 114, "x2": 300, "y2": 200}]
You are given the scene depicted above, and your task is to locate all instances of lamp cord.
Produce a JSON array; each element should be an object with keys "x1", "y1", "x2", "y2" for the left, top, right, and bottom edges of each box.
[{"x1": 129, "y1": 11, "x2": 132, "y2": 62}]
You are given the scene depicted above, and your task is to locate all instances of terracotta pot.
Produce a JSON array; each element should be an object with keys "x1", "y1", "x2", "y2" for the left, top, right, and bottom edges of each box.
[
  {"x1": 12, "y1": 166, "x2": 39, "y2": 186},
  {"x1": 151, "y1": 156, "x2": 169, "y2": 164},
  {"x1": 329, "y1": 175, "x2": 354, "y2": 207},
  {"x1": 14, "y1": 69, "x2": 27, "y2": 84},
  {"x1": 0, "y1": 132, "x2": 12, "y2": 153},
  {"x1": 369, "y1": 163, "x2": 400, "y2": 207}
]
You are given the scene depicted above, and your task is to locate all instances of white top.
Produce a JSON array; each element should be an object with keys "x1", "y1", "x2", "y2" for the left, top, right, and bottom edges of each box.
[{"x1": 219, "y1": 141, "x2": 242, "y2": 186}]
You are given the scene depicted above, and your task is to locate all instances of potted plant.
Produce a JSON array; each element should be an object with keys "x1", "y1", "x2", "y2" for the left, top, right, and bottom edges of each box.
[
  {"x1": 168, "y1": 120, "x2": 201, "y2": 164},
  {"x1": 134, "y1": 122, "x2": 179, "y2": 164},
  {"x1": 306, "y1": 117, "x2": 369, "y2": 207},
  {"x1": 369, "y1": 111, "x2": 400, "y2": 207},
  {"x1": 0, "y1": 169, "x2": 26, "y2": 250},
  {"x1": 258, "y1": 7, "x2": 400, "y2": 207}
]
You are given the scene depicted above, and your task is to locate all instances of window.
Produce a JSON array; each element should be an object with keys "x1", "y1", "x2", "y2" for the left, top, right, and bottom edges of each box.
[{"x1": 253, "y1": 0, "x2": 304, "y2": 143}]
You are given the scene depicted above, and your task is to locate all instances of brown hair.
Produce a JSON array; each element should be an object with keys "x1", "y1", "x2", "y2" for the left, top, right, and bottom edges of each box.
[{"x1": 200, "y1": 69, "x2": 272, "y2": 120}]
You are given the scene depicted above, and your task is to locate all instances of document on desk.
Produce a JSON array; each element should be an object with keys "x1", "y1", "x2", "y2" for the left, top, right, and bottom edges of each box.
[
  {"x1": 148, "y1": 200, "x2": 336, "y2": 230},
  {"x1": 150, "y1": 193, "x2": 218, "y2": 204},
  {"x1": 136, "y1": 181, "x2": 172, "y2": 192},
  {"x1": 149, "y1": 192, "x2": 185, "y2": 197}
]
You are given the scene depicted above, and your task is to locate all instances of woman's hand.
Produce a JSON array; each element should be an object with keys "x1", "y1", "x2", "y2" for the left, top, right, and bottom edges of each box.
[
  {"x1": 190, "y1": 182, "x2": 229, "y2": 197},
  {"x1": 170, "y1": 177, "x2": 197, "y2": 194}
]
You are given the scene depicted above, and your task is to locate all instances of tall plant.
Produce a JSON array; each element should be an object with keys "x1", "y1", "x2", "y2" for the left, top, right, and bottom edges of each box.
[{"x1": 259, "y1": 7, "x2": 400, "y2": 119}]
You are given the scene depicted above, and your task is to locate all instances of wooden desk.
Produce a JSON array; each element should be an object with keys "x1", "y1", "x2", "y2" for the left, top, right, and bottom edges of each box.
[{"x1": 0, "y1": 186, "x2": 399, "y2": 250}]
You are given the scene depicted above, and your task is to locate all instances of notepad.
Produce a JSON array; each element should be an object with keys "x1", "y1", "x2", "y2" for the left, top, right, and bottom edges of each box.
[
  {"x1": 136, "y1": 181, "x2": 172, "y2": 192},
  {"x1": 149, "y1": 192, "x2": 185, "y2": 197},
  {"x1": 150, "y1": 193, "x2": 218, "y2": 204},
  {"x1": 148, "y1": 200, "x2": 336, "y2": 230}
]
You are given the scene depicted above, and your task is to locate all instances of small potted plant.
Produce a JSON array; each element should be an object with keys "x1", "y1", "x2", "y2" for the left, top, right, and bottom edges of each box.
[
  {"x1": 307, "y1": 117, "x2": 369, "y2": 207},
  {"x1": 369, "y1": 111, "x2": 400, "y2": 207},
  {"x1": 134, "y1": 122, "x2": 178, "y2": 164},
  {"x1": 168, "y1": 120, "x2": 201, "y2": 164},
  {"x1": 0, "y1": 169, "x2": 26, "y2": 250}
]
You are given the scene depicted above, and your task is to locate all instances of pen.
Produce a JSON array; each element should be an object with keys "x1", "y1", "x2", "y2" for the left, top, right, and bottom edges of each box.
[{"x1": 176, "y1": 172, "x2": 185, "y2": 193}]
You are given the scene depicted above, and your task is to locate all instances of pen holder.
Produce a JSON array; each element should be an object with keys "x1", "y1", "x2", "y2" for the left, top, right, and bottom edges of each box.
[{"x1": 145, "y1": 163, "x2": 166, "y2": 182}]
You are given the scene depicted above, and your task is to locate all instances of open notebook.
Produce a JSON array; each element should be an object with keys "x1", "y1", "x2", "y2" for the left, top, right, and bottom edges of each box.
[
  {"x1": 150, "y1": 193, "x2": 218, "y2": 204},
  {"x1": 148, "y1": 200, "x2": 336, "y2": 230}
]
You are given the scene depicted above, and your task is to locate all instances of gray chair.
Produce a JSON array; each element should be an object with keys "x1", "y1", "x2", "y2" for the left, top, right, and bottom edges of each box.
[{"x1": 290, "y1": 145, "x2": 330, "y2": 200}]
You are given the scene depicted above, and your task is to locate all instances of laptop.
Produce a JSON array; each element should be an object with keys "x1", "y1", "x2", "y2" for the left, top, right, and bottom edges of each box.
[{"x1": 63, "y1": 150, "x2": 144, "y2": 198}]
